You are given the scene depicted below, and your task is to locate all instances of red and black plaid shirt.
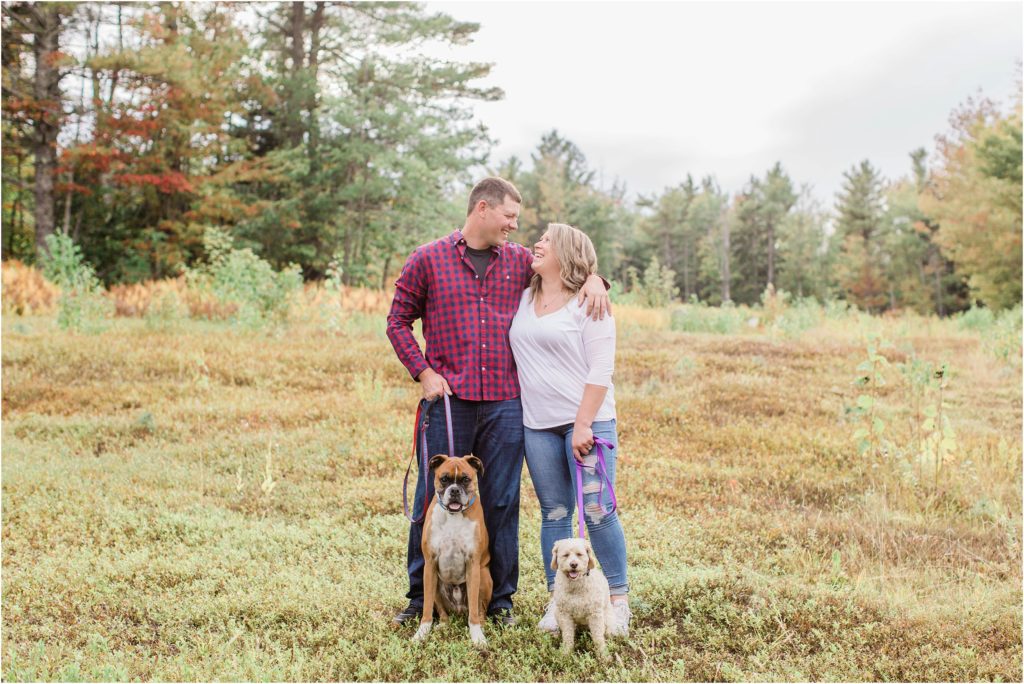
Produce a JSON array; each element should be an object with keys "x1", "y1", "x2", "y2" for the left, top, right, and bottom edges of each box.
[{"x1": 386, "y1": 230, "x2": 534, "y2": 401}]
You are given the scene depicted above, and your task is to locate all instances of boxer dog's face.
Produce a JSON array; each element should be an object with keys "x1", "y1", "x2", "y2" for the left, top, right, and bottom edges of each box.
[{"x1": 429, "y1": 455, "x2": 484, "y2": 513}]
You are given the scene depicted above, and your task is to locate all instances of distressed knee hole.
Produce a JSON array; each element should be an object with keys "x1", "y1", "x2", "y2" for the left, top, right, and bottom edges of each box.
[
  {"x1": 582, "y1": 482, "x2": 602, "y2": 495},
  {"x1": 547, "y1": 505, "x2": 568, "y2": 521},
  {"x1": 584, "y1": 502, "x2": 605, "y2": 524}
]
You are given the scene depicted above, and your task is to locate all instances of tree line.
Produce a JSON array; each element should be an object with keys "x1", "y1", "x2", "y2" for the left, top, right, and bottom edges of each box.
[{"x1": 3, "y1": 2, "x2": 1021, "y2": 313}]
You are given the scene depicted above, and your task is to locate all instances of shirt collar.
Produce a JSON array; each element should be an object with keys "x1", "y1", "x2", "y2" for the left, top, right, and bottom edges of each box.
[{"x1": 451, "y1": 229, "x2": 502, "y2": 256}]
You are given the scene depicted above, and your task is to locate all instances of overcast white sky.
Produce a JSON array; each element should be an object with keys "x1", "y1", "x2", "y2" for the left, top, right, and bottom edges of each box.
[{"x1": 426, "y1": 0, "x2": 1022, "y2": 206}]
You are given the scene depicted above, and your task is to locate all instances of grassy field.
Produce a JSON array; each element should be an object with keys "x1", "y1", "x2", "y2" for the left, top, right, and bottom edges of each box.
[{"x1": 2, "y1": 298, "x2": 1021, "y2": 681}]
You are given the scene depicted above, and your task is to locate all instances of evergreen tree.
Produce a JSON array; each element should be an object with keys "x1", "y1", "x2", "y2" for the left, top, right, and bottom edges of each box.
[
  {"x1": 775, "y1": 187, "x2": 831, "y2": 301},
  {"x1": 834, "y1": 160, "x2": 890, "y2": 311},
  {"x1": 730, "y1": 163, "x2": 796, "y2": 304}
]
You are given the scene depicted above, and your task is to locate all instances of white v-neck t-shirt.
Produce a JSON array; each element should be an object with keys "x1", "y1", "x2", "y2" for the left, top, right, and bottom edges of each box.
[{"x1": 508, "y1": 288, "x2": 616, "y2": 430}]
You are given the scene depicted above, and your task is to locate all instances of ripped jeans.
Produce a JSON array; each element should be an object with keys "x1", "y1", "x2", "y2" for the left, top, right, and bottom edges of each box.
[{"x1": 524, "y1": 419, "x2": 628, "y2": 594}]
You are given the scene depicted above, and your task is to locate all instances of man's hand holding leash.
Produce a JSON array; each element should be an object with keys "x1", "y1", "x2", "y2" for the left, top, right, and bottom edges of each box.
[{"x1": 418, "y1": 368, "x2": 452, "y2": 401}]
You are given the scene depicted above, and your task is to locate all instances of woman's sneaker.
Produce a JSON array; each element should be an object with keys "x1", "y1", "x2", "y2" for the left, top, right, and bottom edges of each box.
[
  {"x1": 537, "y1": 600, "x2": 559, "y2": 633},
  {"x1": 611, "y1": 601, "x2": 632, "y2": 637}
]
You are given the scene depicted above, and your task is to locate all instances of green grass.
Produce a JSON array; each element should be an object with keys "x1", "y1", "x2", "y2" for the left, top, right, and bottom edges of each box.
[{"x1": 2, "y1": 310, "x2": 1021, "y2": 681}]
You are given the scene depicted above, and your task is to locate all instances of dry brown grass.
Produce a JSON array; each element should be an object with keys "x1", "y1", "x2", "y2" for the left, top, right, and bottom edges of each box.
[
  {"x1": 1, "y1": 260, "x2": 60, "y2": 315},
  {"x1": 1, "y1": 267, "x2": 1020, "y2": 681}
]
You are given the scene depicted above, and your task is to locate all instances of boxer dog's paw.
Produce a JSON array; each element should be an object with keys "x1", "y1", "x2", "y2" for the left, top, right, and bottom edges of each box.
[
  {"x1": 469, "y1": 623, "x2": 486, "y2": 647},
  {"x1": 411, "y1": 621, "x2": 432, "y2": 642}
]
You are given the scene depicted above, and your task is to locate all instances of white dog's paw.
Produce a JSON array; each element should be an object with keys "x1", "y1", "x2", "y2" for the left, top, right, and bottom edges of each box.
[
  {"x1": 411, "y1": 622, "x2": 432, "y2": 642},
  {"x1": 469, "y1": 623, "x2": 487, "y2": 647}
]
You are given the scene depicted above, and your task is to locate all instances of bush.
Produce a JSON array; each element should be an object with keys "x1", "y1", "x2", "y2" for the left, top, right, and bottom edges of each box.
[
  {"x1": 184, "y1": 228, "x2": 302, "y2": 329},
  {"x1": 625, "y1": 256, "x2": 679, "y2": 308},
  {"x1": 38, "y1": 233, "x2": 112, "y2": 332},
  {"x1": 956, "y1": 306, "x2": 996, "y2": 331},
  {"x1": 671, "y1": 300, "x2": 745, "y2": 334},
  {"x1": 776, "y1": 296, "x2": 824, "y2": 338}
]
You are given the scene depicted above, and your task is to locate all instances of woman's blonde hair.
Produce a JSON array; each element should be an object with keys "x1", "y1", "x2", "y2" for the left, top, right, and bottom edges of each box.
[{"x1": 528, "y1": 223, "x2": 598, "y2": 301}]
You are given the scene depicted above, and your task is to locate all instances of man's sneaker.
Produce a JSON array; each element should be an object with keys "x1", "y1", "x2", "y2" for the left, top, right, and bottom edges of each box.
[
  {"x1": 392, "y1": 604, "x2": 422, "y2": 626},
  {"x1": 537, "y1": 599, "x2": 559, "y2": 633},
  {"x1": 610, "y1": 600, "x2": 631, "y2": 637},
  {"x1": 488, "y1": 608, "x2": 517, "y2": 626}
]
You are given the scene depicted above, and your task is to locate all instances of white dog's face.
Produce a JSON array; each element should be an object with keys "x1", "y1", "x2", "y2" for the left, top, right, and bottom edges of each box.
[{"x1": 550, "y1": 538, "x2": 596, "y2": 581}]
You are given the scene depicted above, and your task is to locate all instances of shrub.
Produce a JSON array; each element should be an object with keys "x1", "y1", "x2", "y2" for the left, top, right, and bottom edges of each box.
[
  {"x1": 184, "y1": 228, "x2": 302, "y2": 329},
  {"x1": 38, "y1": 233, "x2": 112, "y2": 332},
  {"x1": 626, "y1": 256, "x2": 679, "y2": 308},
  {"x1": 956, "y1": 306, "x2": 996, "y2": 331},
  {"x1": 671, "y1": 300, "x2": 745, "y2": 334}
]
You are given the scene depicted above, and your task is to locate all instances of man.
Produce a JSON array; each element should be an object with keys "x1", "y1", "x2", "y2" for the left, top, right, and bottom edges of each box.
[{"x1": 386, "y1": 177, "x2": 610, "y2": 625}]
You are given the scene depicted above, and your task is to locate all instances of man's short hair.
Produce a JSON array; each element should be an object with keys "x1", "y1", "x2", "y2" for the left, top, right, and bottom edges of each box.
[{"x1": 467, "y1": 177, "x2": 522, "y2": 216}]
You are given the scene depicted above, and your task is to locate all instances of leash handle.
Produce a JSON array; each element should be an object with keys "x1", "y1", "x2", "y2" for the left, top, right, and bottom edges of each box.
[
  {"x1": 402, "y1": 394, "x2": 455, "y2": 523},
  {"x1": 575, "y1": 436, "x2": 618, "y2": 539}
]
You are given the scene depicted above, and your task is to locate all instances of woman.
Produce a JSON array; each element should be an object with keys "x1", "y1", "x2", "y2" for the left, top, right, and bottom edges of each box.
[{"x1": 508, "y1": 222, "x2": 631, "y2": 636}]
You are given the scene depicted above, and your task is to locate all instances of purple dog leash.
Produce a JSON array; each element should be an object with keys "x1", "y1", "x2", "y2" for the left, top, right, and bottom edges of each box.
[
  {"x1": 575, "y1": 436, "x2": 618, "y2": 538},
  {"x1": 402, "y1": 394, "x2": 454, "y2": 523}
]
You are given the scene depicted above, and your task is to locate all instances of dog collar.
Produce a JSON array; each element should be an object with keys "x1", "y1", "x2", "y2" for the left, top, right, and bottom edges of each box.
[{"x1": 439, "y1": 495, "x2": 476, "y2": 514}]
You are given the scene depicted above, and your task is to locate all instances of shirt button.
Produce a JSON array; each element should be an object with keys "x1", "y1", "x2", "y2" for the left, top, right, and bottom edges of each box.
[
  {"x1": 482, "y1": 367, "x2": 486, "y2": 371},
  {"x1": 482, "y1": 344, "x2": 486, "y2": 348},
  {"x1": 480, "y1": 297, "x2": 484, "y2": 302},
  {"x1": 481, "y1": 319, "x2": 485, "y2": 323},
  {"x1": 475, "y1": 275, "x2": 479, "y2": 279}
]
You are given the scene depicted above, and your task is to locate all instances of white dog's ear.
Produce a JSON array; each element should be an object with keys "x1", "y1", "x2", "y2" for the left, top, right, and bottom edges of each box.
[
  {"x1": 585, "y1": 540, "x2": 596, "y2": 571},
  {"x1": 550, "y1": 541, "x2": 561, "y2": 570}
]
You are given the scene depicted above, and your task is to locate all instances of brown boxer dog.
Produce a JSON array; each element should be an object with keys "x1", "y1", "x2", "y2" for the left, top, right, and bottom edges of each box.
[{"x1": 411, "y1": 454, "x2": 492, "y2": 647}]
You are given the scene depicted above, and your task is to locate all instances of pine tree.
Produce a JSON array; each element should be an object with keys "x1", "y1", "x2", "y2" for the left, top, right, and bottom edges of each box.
[
  {"x1": 2, "y1": 2, "x2": 77, "y2": 257},
  {"x1": 729, "y1": 163, "x2": 796, "y2": 304},
  {"x1": 834, "y1": 160, "x2": 890, "y2": 312}
]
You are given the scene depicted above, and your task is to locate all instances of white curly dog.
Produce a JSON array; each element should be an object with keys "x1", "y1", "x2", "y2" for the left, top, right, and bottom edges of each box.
[{"x1": 550, "y1": 537, "x2": 616, "y2": 660}]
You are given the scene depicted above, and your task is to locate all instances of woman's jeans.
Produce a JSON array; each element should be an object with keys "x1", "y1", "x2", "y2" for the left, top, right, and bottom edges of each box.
[{"x1": 524, "y1": 419, "x2": 628, "y2": 594}]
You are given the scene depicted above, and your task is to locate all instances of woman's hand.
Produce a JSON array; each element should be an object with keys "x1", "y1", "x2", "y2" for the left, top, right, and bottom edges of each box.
[{"x1": 571, "y1": 423, "x2": 594, "y2": 462}]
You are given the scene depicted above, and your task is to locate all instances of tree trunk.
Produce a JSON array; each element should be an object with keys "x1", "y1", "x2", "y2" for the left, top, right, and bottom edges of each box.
[
  {"x1": 287, "y1": 2, "x2": 305, "y2": 148},
  {"x1": 766, "y1": 221, "x2": 775, "y2": 289},
  {"x1": 31, "y1": 4, "x2": 63, "y2": 255},
  {"x1": 681, "y1": 239, "x2": 691, "y2": 300},
  {"x1": 721, "y1": 212, "x2": 731, "y2": 303},
  {"x1": 932, "y1": 251, "x2": 946, "y2": 317},
  {"x1": 307, "y1": 1, "x2": 325, "y2": 172}
]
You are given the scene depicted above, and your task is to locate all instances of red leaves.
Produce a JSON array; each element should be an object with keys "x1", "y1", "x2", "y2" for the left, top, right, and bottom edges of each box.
[
  {"x1": 54, "y1": 181, "x2": 94, "y2": 197},
  {"x1": 114, "y1": 171, "x2": 195, "y2": 194}
]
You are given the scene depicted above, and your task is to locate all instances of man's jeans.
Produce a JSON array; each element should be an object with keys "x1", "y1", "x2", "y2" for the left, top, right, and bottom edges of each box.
[{"x1": 406, "y1": 395, "x2": 525, "y2": 613}]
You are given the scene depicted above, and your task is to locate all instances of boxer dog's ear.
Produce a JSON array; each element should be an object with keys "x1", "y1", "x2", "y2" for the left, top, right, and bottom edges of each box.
[
  {"x1": 428, "y1": 454, "x2": 448, "y2": 471},
  {"x1": 465, "y1": 455, "x2": 484, "y2": 476},
  {"x1": 585, "y1": 539, "x2": 596, "y2": 571},
  {"x1": 550, "y1": 540, "x2": 561, "y2": 570}
]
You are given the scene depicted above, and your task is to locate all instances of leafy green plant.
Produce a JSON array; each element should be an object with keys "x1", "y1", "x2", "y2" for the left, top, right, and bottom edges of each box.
[
  {"x1": 625, "y1": 256, "x2": 679, "y2": 308},
  {"x1": 851, "y1": 333, "x2": 893, "y2": 470},
  {"x1": 38, "y1": 232, "x2": 112, "y2": 332},
  {"x1": 898, "y1": 355, "x2": 959, "y2": 493},
  {"x1": 318, "y1": 252, "x2": 346, "y2": 333},
  {"x1": 184, "y1": 227, "x2": 302, "y2": 329},
  {"x1": 670, "y1": 299, "x2": 745, "y2": 334}
]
